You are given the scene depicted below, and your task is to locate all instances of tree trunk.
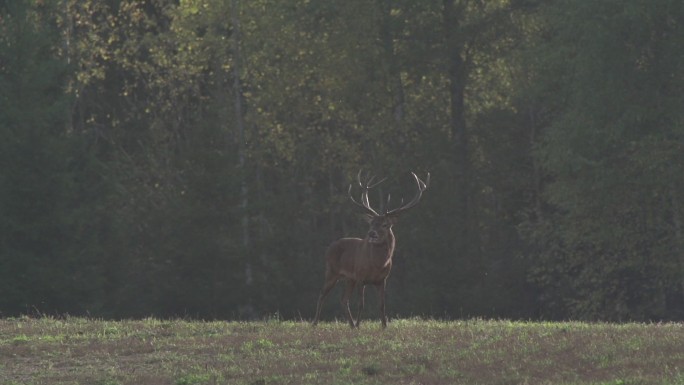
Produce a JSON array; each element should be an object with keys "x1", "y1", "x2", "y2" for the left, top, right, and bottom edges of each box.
[
  {"x1": 671, "y1": 183, "x2": 684, "y2": 309},
  {"x1": 379, "y1": 0, "x2": 405, "y2": 124},
  {"x1": 442, "y1": 0, "x2": 470, "y2": 257},
  {"x1": 230, "y1": 0, "x2": 255, "y2": 318}
]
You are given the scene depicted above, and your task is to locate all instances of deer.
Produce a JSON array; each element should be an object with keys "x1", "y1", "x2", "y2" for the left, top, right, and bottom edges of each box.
[{"x1": 312, "y1": 170, "x2": 429, "y2": 329}]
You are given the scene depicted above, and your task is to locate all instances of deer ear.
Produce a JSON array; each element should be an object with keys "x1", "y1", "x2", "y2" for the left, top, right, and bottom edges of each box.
[
  {"x1": 388, "y1": 216, "x2": 399, "y2": 225},
  {"x1": 361, "y1": 214, "x2": 374, "y2": 223}
]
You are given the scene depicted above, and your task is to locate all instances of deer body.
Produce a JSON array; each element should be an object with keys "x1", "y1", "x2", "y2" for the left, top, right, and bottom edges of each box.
[
  {"x1": 312, "y1": 171, "x2": 428, "y2": 329},
  {"x1": 328, "y1": 235, "x2": 395, "y2": 284}
]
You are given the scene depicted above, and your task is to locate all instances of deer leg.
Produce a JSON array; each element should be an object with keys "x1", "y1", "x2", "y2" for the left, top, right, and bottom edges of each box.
[
  {"x1": 341, "y1": 280, "x2": 357, "y2": 328},
  {"x1": 376, "y1": 280, "x2": 387, "y2": 329},
  {"x1": 354, "y1": 285, "x2": 365, "y2": 328},
  {"x1": 313, "y1": 275, "x2": 338, "y2": 326}
]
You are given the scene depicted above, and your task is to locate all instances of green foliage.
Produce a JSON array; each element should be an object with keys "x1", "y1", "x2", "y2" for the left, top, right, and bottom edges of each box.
[
  {"x1": 520, "y1": 0, "x2": 684, "y2": 320},
  {"x1": 0, "y1": 0, "x2": 106, "y2": 315}
]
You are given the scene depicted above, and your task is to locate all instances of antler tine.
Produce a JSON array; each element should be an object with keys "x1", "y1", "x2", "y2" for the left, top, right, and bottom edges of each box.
[
  {"x1": 385, "y1": 171, "x2": 430, "y2": 216},
  {"x1": 356, "y1": 169, "x2": 365, "y2": 187},
  {"x1": 349, "y1": 169, "x2": 382, "y2": 216},
  {"x1": 420, "y1": 172, "x2": 431, "y2": 190},
  {"x1": 356, "y1": 169, "x2": 386, "y2": 189},
  {"x1": 367, "y1": 176, "x2": 386, "y2": 189},
  {"x1": 362, "y1": 188, "x2": 372, "y2": 211},
  {"x1": 348, "y1": 184, "x2": 379, "y2": 216}
]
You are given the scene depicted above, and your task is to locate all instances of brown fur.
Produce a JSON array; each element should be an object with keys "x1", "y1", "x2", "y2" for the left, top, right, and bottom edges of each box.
[
  {"x1": 312, "y1": 171, "x2": 428, "y2": 329},
  {"x1": 312, "y1": 216, "x2": 396, "y2": 328}
]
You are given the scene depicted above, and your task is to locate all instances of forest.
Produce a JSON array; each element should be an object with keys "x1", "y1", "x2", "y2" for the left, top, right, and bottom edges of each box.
[{"x1": 0, "y1": 0, "x2": 682, "y2": 322}]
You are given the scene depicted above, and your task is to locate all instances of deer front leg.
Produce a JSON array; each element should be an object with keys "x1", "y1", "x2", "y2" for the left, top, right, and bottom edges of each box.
[
  {"x1": 341, "y1": 280, "x2": 357, "y2": 328},
  {"x1": 354, "y1": 285, "x2": 366, "y2": 328},
  {"x1": 377, "y1": 280, "x2": 387, "y2": 329}
]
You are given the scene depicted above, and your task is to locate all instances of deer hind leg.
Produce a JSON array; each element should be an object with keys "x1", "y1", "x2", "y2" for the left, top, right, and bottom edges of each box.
[
  {"x1": 312, "y1": 274, "x2": 339, "y2": 326},
  {"x1": 341, "y1": 280, "x2": 357, "y2": 328},
  {"x1": 354, "y1": 285, "x2": 365, "y2": 328}
]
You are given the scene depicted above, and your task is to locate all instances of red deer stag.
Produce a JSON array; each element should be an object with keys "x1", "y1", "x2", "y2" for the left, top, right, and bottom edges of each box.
[{"x1": 312, "y1": 170, "x2": 429, "y2": 328}]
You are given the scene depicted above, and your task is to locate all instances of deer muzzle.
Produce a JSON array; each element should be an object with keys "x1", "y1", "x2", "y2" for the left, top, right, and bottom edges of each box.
[{"x1": 368, "y1": 230, "x2": 381, "y2": 243}]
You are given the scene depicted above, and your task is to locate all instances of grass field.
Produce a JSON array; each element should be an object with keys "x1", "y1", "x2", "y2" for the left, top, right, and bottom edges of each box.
[{"x1": 1, "y1": 316, "x2": 683, "y2": 385}]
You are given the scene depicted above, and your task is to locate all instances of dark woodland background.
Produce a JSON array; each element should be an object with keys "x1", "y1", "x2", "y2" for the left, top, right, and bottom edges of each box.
[{"x1": 1, "y1": 0, "x2": 683, "y2": 321}]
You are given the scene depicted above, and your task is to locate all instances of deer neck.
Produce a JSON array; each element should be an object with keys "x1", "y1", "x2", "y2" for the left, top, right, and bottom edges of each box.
[{"x1": 364, "y1": 230, "x2": 396, "y2": 260}]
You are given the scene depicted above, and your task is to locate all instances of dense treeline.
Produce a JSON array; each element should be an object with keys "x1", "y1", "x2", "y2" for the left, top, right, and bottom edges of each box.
[{"x1": 1, "y1": 0, "x2": 682, "y2": 321}]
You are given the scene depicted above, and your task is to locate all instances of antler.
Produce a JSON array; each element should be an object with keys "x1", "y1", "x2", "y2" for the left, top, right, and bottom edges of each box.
[
  {"x1": 348, "y1": 169, "x2": 385, "y2": 217},
  {"x1": 385, "y1": 172, "x2": 430, "y2": 216}
]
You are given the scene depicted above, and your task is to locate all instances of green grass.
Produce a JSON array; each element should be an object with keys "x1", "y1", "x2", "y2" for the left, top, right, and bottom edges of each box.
[{"x1": 1, "y1": 316, "x2": 683, "y2": 384}]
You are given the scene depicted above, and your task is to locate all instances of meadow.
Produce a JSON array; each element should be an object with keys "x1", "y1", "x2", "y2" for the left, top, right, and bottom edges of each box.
[{"x1": 1, "y1": 316, "x2": 683, "y2": 385}]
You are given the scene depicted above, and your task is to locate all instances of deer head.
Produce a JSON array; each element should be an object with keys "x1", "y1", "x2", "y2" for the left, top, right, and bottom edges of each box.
[{"x1": 348, "y1": 170, "x2": 430, "y2": 244}]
